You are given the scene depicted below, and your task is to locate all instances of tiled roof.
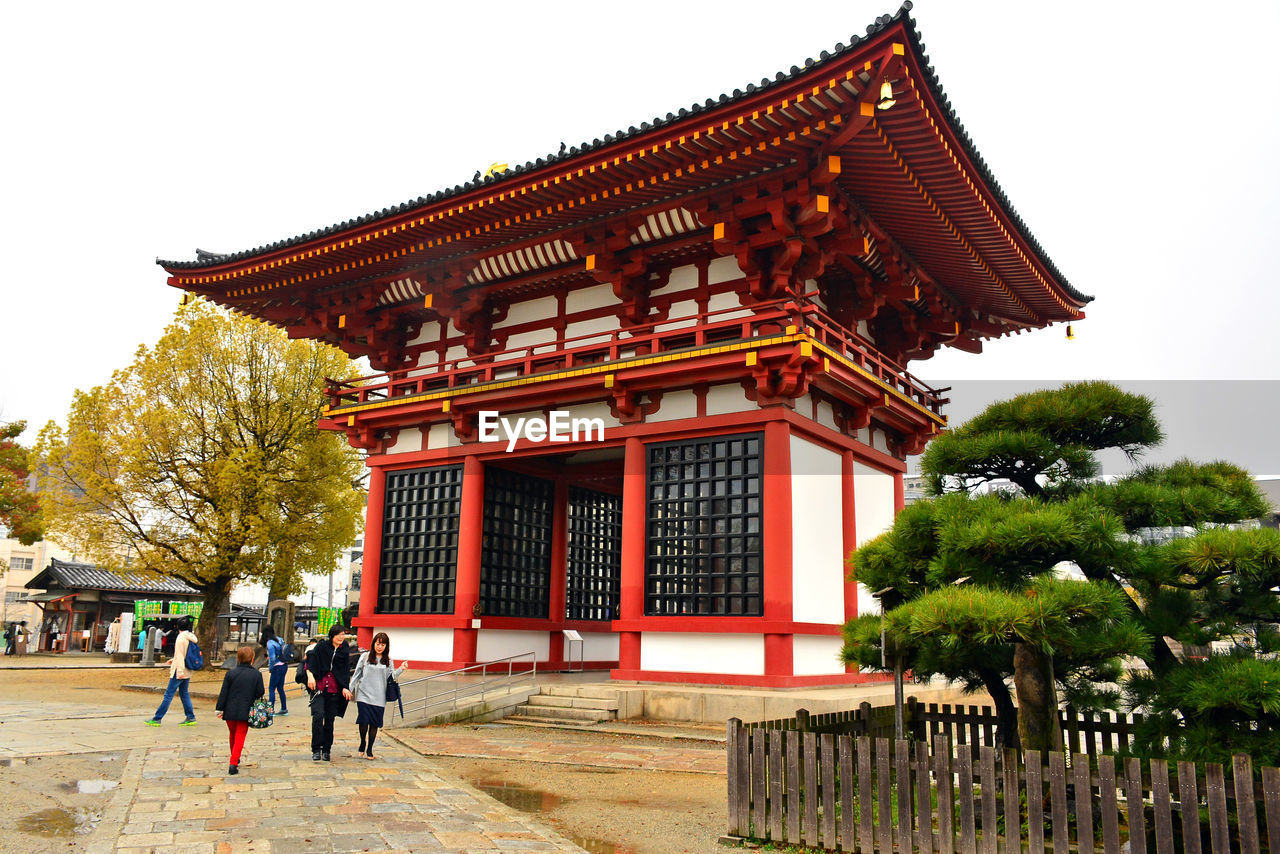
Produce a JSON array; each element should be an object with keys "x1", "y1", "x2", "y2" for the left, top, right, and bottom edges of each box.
[
  {"x1": 155, "y1": 3, "x2": 1082, "y2": 305},
  {"x1": 25, "y1": 558, "x2": 201, "y2": 595}
]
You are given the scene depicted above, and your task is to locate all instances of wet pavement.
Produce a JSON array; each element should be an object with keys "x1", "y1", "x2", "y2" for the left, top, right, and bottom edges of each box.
[
  {"x1": 1, "y1": 688, "x2": 595, "y2": 853},
  {"x1": 387, "y1": 725, "x2": 725, "y2": 776}
]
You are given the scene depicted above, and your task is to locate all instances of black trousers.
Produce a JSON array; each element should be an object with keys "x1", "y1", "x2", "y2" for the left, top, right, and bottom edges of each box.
[{"x1": 310, "y1": 691, "x2": 341, "y2": 752}]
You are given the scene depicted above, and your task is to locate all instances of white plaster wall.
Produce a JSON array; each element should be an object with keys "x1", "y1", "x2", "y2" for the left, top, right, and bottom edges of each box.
[
  {"x1": 857, "y1": 320, "x2": 875, "y2": 344},
  {"x1": 380, "y1": 627, "x2": 454, "y2": 662},
  {"x1": 407, "y1": 323, "x2": 440, "y2": 348},
  {"x1": 705, "y1": 383, "x2": 750, "y2": 417},
  {"x1": 426, "y1": 422, "x2": 458, "y2": 450},
  {"x1": 386, "y1": 427, "x2": 422, "y2": 455},
  {"x1": 563, "y1": 401, "x2": 622, "y2": 431},
  {"x1": 790, "y1": 435, "x2": 847, "y2": 625},
  {"x1": 793, "y1": 635, "x2": 846, "y2": 676},
  {"x1": 852, "y1": 461, "x2": 896, "y2": 615},
  {"x1": 566, "y1": 283, "x2": 615, "y2": 314},
  {"x1": 641, "y1": 632, "x2": 764, "y2": 675},
  {"x1": 871, "y1": 428, "x2": 889, "y2": 455},
  {"x1": 445, "y1": 344, "x2": 469, "y2": 363},
  {"x1": 650, "y1": 262, "x2": 698, "y2": 295},
  {"x1": 477, "y1": 629, "x2": 550, "y2": 662},
  {"x1": 664, "y1": 299, "x2": 700, "y2": 328},
  {"x1": 806, "y1": 281, "x2": 825, "y2": 311},
  {"x1": 494, "y1": 296, "x2": 558, "y2": 330},
  {"x1": 707, "y1": 256, "x2": 741, "y2": 285},
  {"x1": 815, "y1": 399, "x2": 839, "y2": 432},
  {"x1": 645, "y1": 389, "x2": 697, "y2": 423},
  {"x1": 502, "y1": 328, "x2": 557, "y2": 352},
  {"x1": 564, "y1": 314, "x2": 620, "y2": 343},
  {"x1": 706, "y1": 289, "x2": 753, "y2": 322},
  {"x1": 579, "y1": 632, "x2": 620, "y2": 660}
]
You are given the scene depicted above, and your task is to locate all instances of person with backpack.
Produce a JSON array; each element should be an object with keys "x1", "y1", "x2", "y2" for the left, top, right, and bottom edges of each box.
[
  {"x1": 260, "y1": 625, "x2": 291, "y2": 716},
  {"x1": 348, "y1": 632, "x2": 407, "y2": 760},
  {"x1": 305, "y1": 624, "x2": 352, "y2": 762},
  {"x1": 144, "y1": 616, "x2": 200, "y2": 727},
  {"x1": 215, "y1": 645, "x2": 266, "y2": 775}
]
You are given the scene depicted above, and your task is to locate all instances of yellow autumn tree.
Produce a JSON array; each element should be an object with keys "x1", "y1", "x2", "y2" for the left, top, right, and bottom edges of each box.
[{"x1": 35, "y1": 300, "x2": 366, "y2": 654}]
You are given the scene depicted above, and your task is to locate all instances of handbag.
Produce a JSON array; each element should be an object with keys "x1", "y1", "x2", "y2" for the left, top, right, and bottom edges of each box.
[
  {"x1": 385, "y1": 674, "x2": 404, "y2": 720},
  {"x1": 247, "y1": 698, "x2": 274, "y2": 729}
]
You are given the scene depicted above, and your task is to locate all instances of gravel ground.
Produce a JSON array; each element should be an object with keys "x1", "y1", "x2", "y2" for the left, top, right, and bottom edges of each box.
[{"x1": 1, "y1": 666, "x2": 733, "y2": 853}]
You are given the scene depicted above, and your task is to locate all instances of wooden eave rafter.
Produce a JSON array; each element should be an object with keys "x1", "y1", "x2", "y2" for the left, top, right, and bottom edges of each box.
[{"x1": 163, "y1": 17, "x2": 1081, "y2": 340}]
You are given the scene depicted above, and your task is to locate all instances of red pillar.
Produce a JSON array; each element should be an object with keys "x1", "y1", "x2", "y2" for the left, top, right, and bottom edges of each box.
[
  {"x1": 616, "y1": 436, "x2": 645, "y2": 671},
  {"x1": 894, "y1": 470, "x2": 905, "y2": 512},
  {"x1": 453, "y1": 454, "x2": 485, "y2": 667},
  {"x1": 356, "y1": 465, "x2": 387, "y2": 650},
  {"x1": 548, "y1": 477, "x2": 569, "y2": 665},
  {"x1": 762, "y1": 419, "x2": 793, "y2": 678}
]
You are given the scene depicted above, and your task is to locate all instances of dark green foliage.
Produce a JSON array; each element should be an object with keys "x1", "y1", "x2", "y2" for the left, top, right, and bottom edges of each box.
[
  {"x1": 1128, "y1": 654, "x2": 1280, "y2": 767},
  {"x1": 961, "y1": 381, "x2": 1163, "y2": 455},
  {"x1": 844, "y1": 380, "x2": 1279, "y2": 764},
  {"x1": 922, "y1": 381, "x2": 1162, "y2": 497}
]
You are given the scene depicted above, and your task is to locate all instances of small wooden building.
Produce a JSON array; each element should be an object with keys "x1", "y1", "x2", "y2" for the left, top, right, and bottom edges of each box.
[
  {"x1": 24, "y1": 558, "x2": 201, "y2": 652},
  {"x1": 159, "y1": 7, "x2": 1086, "y2": 685}
]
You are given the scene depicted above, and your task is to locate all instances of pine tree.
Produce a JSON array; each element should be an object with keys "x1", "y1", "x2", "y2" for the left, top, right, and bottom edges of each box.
[{"x1": 842, "y1": 381, "x2": 1279, "y2": 761}]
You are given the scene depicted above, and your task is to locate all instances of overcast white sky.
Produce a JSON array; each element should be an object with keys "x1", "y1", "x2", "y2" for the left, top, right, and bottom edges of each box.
[{"x1": 3, "y1": 1, "x2": 1278, "y2": 465}]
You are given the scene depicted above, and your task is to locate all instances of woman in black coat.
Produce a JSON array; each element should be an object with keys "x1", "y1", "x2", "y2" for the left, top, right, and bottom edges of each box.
[
  {"x1": 305, "y1": 624, "x2": 352, "y2": 762},
  {"x1": 215, "y1": 645, "x2": 265, "y2": 775}
]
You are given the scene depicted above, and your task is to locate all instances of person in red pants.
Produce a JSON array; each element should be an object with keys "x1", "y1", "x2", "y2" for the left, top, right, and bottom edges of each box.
[{"x1": 215, "y1": 645, "x2": 265, "y2": 775}]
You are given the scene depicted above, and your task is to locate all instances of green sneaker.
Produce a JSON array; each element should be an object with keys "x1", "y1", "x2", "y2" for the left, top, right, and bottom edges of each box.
[
  {"x1": 144, "y1": 719, "x2": 161, "y2": 727},
  {"x1": 179, "y1": 718, "x2": 197, "y2": 727}
]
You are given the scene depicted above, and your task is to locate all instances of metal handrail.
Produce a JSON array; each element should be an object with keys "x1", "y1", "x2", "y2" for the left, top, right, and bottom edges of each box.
[{"x1": 386, "y1": 652, "x2": 537, "y2": 728}]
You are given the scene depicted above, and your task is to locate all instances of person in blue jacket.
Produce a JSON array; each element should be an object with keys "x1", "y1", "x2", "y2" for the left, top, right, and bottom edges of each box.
[{"x1": 260, "y1": 625, "x2": 289, "y2": 716}]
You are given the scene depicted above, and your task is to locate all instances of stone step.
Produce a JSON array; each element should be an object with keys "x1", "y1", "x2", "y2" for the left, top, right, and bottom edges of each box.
[
  {"x1": 538, "y1": 685, "x2": 623, "y2": 702},
  {"x1": 526, "y1": 694, "x2": 619, "y2": 712},
  {"x1": 502, "y1": 716, "x2": 603, "y2": 731},
  {"x1": 508, "y1": 705, "x2": 613, "y2": 724}
]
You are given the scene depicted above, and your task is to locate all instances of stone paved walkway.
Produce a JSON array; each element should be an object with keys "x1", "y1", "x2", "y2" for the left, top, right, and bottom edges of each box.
[
  {"x1": 2, "y1": 697, "x2": 589, "y2": 853},
  {"x1": 91, "y1": 726, "x2": 587, "y2": 854}
]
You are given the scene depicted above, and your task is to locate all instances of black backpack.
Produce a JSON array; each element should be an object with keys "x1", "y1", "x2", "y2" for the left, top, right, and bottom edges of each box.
[
  {"x1": 280, "y1": 642, "x2": 297, "y2": 665},
  {"x1": 294, "y1": 646, "x2": 309, "y2": 684}
]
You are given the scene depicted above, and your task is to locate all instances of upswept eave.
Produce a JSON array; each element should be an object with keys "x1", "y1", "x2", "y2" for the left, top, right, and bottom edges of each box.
[{"x1": 159, "y1": 3, "x2": 1086, "y2": 337}]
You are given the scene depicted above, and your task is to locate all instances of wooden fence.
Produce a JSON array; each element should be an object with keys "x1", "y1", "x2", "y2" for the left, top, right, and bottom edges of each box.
[
  {"x1": 749, "y1": 699, "x2": 1158, "y2": 759},
  {"x1": 726, "y1": 724, "x2": 1280, "y2": 852}
]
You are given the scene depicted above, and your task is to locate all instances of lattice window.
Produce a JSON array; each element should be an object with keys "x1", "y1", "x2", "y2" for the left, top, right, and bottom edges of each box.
[
  {"x1": 566, "y1": 486, "x2": 622, "y2": 621},
  {"x1": 378, "y1": 465, "x2": 462, "y2": 615},
  {"x1": 645, "y1": 433, "x2": 763, "y2": 616},
  {"x1": 480, "y1": 467, "x2": 553, "y2": 619}
]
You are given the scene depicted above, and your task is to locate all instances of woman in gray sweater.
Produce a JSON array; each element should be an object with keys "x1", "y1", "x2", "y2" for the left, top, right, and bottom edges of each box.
[{"x1": 349, "y1": 632, "x2": 407, "y2": 759}]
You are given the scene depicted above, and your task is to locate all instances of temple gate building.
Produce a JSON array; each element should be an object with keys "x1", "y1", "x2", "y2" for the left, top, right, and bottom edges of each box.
[{"x1": 160, "y1": 6, "x2": 1086, "y2": 686}]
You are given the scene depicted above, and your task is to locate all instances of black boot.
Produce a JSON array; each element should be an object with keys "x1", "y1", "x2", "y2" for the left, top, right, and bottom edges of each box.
[{"x1": 228, "y1": 764, "x2": 239, "y2": 775}]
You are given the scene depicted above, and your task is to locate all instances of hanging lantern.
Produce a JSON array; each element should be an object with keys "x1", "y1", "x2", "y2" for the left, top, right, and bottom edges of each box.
[{"x1": 877, "y1": 80, "x2": 896, "y2": 110}]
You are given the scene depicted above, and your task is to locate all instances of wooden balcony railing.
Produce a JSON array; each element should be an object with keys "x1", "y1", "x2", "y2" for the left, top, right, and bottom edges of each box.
[{"x1": 325, "y1": 297, "x2": 945, "y2": 416}]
